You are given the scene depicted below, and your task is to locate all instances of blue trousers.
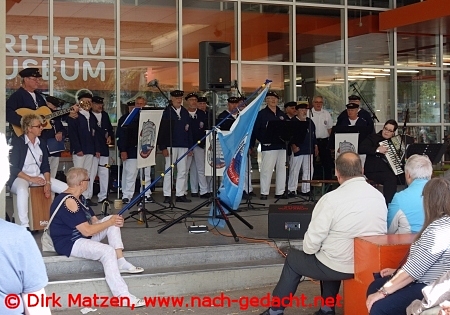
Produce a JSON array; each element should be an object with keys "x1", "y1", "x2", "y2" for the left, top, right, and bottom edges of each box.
[{"x1": 367, "y1": 276, "x2": 425, "y2": 315}]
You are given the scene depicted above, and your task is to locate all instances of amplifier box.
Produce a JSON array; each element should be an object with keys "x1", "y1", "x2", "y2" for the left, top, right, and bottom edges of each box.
[{"x1": 268, "y1": 203, "x2": 314, "y2": 239}]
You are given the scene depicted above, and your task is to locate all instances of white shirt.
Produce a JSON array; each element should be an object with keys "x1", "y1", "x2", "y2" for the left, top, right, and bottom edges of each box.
[
  {"x1": 308, "y1": 108, "x2": 333, "y2": 139},
  {"x1": 349, "y1": 118, "x2": 358, "y2": 126},
  {"x1": 23, "y1": 135, "x2": 42, "y2": 177},
  {"x1": 303, "y1": 177, "x2": 387, "y2": 274}
]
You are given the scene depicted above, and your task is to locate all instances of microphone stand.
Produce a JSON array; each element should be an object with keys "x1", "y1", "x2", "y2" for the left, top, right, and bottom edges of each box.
[{"x1": 350, "y1": 82, "x2": 380, "y2": 123}]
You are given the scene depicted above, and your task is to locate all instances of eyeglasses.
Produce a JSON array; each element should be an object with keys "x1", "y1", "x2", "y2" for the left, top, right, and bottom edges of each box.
[
  {"x1": 27, "y1": 77, "x2": 41, "y2": 81},
  {"x1": 82, "y1": 179, "x2": 90, "y2": 182},
  {"x1": 31, "y1": 125, "x2": 43, "y2": 128},
  {"x1": 383, "y1": 127, "x2": 395, "y2": 133},
  {"x1": 314, "y1": 101, "x2": 323, "y2": 103}
]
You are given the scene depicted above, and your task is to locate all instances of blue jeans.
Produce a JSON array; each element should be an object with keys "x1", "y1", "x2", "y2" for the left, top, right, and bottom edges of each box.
[{"x1": 366, "y1": 276, "x2": 425, "y2": 315}]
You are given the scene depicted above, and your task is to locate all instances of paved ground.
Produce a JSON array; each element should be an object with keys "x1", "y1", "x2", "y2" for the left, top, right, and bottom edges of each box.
[{"x1": 52, "y1": 282, "x2": 345, "y2": 315}]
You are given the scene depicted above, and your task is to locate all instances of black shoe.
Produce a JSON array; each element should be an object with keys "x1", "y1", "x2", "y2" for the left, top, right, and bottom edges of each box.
[
  {"x1": 260, "y1": 309, "x2": 278, "y2": 315},
  {"x1": 260, "y1": 195, "x2": 268, "y2": 200},
  {"x1": 275, "y1": 194, "x2": 288, "y2": 199},
  {"x1": 191, "y1": 193, "x2": 199, "y2": 197},
  {"x1": 145, "y1": 196, "x2": 155, "y2": 203},
  {"x1": 27, "y1": 227, "x2": 38, "y2": 235},
  {"x1": 313, "y1": 309, "x2": 335, "y2": 315},
  {"x1": 200, "y1": 193, "x2": 210, "y2": 199},
  {"x1": 249, "y1": 191, "x2": 256, "y2": 196},
  {"x1": 86, "y1": 199, "x2": 98, "y2": 206},
  {"x1": 122, "y1": 198, "x2": 129, "y2": 204},
  {"x1": 288, "y1": 191, "x2": 297, "y2": 198},
  {"x1": 98, "y1": 198, "x2": 111, "y2": 204},
  {"x1": 242, "y1": 192, "x2": 250, "y2": 200},
  {"x1": 163, "y1": 196, "x2": 171, "y2": 204},
  {"x1": 176, "y1": 195, "x2": 192, "y2": 202},
  {"x1": 300, "y1": 191, "x2": 311, "y2": 196}
]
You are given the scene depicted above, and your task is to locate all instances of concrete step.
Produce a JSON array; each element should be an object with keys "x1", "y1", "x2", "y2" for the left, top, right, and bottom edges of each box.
[{"x1": 44, "y1": 242, "x2": 302, "y2": 310}]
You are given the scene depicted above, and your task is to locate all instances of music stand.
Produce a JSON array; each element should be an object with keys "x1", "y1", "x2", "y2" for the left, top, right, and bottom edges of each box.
[
  {"x1": 406, "y1": 143, "x2": 448, "y2": 164},
  {"x1": 264, "y1": 120, "x2": 307, "y2": 203}
]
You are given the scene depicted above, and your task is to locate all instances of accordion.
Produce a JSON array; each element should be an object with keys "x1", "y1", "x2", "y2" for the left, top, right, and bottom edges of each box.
[{"x1": 379, "y1": 135, "x2": 406, "y2": 175}]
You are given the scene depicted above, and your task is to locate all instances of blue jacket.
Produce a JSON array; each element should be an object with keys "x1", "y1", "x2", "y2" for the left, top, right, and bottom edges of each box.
[
  {"x1": 387, "y1": 178, "x2": 427, "y2": 234},
  {"x1": 92, "y1": 111, "x2": 114, "y2": 157},
  {"x1": 336, "y1": 108, "x2": 375, "y2": 134},
  {"x1": 188, "y1": 110, "x2": 208, "y2": 148},
  {"x1": 6, "y1": 87, "x2": 47, "y2": 127},
  {"x1": 217, "y1": 110, "x2": 237, "y2": 131},
  {"x1": 157, "y1": 106, "x2": 192, "y2": 150},
  {"x1": 67, "y1": 113, "x2": 99, "y2": 155},
  {"x1": 291, "y1": 117, "x2": 317, "y2": 156},
  {"x1": 117, "y1": 112, "x2": 140, "y2": 159},
  {"x1": 8, "y1": 135, "x2": 50, "y2": 187},
  {"x1": 251, "y1": 106, "x2": 288, "y2": 151},
  {"x1": 41, "y1": 115, "x2": 66, "y2": 158}
]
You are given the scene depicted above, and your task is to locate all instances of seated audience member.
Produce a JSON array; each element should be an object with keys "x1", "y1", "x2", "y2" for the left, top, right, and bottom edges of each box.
[
  {"x1": 8, "y1": 114, "x2": 68, "y2": 231},
  {"x1": 261, "y1": 152, "x2": 387, "y2": 315},
  {"x1": 366, "y1": 177, "x2": 450, "y2": 315},
  {"x1": 0, "y1": 132, "x2": 51, "y2": 315},
  {"x1": 387, "y1": 154, "x2": 432, "y2": 234},
  {"x1": 49, "y1": 167, "x2": 145, "y2": 308},
  {"x1": 359, "y1": 119, "x2": 400, "y2": 204}
]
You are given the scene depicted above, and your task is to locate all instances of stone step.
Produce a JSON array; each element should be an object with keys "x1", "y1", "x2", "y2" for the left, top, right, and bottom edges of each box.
[{"x1": 44, "y1": 242, "x2": 301, "y2": 310}]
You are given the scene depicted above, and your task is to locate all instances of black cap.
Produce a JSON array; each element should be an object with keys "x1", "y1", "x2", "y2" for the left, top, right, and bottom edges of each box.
[
  {"x1": 185, "y1": 92, "x2": 198, "y2": 101},
  {"x1": 346, "y1": 103, "x2": 359, "y2": 109},
  {"x1": 284, "y1": 101, "x2": 297, "y2": 108},
  {"x1": 348, "y1": 95, "x2": 361, "y2": 101},
  {"x1": 295, "y1": 101, "x2": 308, "y2": 109},
  {"x1": 170, "y1": 90, "x2": 184, "y2": 97},
  {"x1": 19, "y1": 68, "x2": 42, "y2": 78},
  {"x1": 92, "y1": 96, "x2": 104, "y2": 104},
  {"x1": 198, "y1": 97, "x2": 207, "y2": 102},
  {"x1": 77, "y1": 92, "x2": 93, "y2": 101},
  {"x1": 227, "y1": 96, "x2": 240, "y2": 103},
  {"x1": 126, "y1": 100, "x2": 135, "y2": 106},
  {"x1": 266, "y1": 91, "x2": 279, "y2": 99}
]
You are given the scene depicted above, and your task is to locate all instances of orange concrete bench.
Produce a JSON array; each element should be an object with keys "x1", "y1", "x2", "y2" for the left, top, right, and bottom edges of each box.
[{"x1": 343, "y1": 234, "x2": 415, "y2": 315}]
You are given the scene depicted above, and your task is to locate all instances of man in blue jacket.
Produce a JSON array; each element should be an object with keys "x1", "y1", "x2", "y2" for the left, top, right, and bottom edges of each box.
[
  {"x1": 91, "y1": 96, "x2": 114, "y2": 204},
  {"x1": 67, "y1": 92, "x2": 100, "y2": 206}
]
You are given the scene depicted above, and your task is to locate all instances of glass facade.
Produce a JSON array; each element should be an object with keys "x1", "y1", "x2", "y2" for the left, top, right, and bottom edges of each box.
[{"x1": 4, "y1": 0, "x2": 450, "y2": 147}]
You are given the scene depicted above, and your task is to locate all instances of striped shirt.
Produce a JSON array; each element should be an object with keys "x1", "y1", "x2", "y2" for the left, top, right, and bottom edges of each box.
[{"x1": 402, "y1": 215, "x2": 450, "y2": 285}]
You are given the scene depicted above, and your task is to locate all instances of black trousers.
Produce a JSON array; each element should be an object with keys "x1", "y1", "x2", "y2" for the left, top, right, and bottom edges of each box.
[
  {"x1": 365, "y1": 171, "x2": 398, "y2": 205},
  {"x1": 317, "y1": 138, "x2": 333, "y2": 180},
  {"x1": 271, "y1": 249, "x2": 353, "y2": 312}
]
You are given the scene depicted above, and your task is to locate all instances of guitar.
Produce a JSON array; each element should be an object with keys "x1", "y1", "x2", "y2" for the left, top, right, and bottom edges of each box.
[{"x1": 12, "y1": 105, "x2": 78, "y2": 136}]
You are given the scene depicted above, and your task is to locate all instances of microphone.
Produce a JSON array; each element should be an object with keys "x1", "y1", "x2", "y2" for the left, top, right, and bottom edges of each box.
[
  {"x1": 233, "y1": 80, "x2": 238, "y2": 89},
  {"x1": 349, "y1": 82, "x2": 357, "y2": 88},
  {"x1": 147, "y1": 79, "x2": 159, "y2": 87}
]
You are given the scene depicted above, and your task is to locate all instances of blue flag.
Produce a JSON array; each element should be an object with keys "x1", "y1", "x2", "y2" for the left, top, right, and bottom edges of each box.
[{"x1": 208, "y1": 85, "x2": 269, "y2": 228}]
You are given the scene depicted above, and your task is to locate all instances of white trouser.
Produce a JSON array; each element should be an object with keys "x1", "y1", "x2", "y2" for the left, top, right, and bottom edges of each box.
[
  {"x1": 73, "y1": 154, "x2": 97, "y2": 199},
  {"x1": 163, "y1": 147, "x2": 188, "y2": 197},
  {"x1": 186, "y1": 147, "x2": 208, "y2": 195},
  {"x1": 121, "y1": 159, "x2": 152, "y2": 200},
  {"x1": 48, "y1": 156, "x2": 60, "y2": 178},
  {"x1": 10, "y1": 176, "x2": 68, "y2": 227},
  {"x1": 97, "y1": 156, "x2": 110, "y2": 201},
  {"x1": 260, "y1": 150, "x2": 286, "y2": 196},
  {"x1": 70, "y1": 216, "x2": 130, "y2": 298},
  {"x1": 288, "y1": 154, "x2": 314, "y2": 193},
  {"x1": 121, "y1": 159, "x2": 138, "y2": 200},
  {"x1": 143, "y1": 167, "x2": 152, "y2": 196}
]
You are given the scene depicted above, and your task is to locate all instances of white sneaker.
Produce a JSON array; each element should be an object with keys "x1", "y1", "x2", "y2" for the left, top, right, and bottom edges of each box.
[{"x1": 132, "y1": 298, "x2": 145, "y2": 308}]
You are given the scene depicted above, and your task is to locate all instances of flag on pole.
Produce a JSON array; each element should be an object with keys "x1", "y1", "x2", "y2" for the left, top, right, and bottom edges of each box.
[{"x1": 208, "y1": 84, "x2": 269, "y2": 227}]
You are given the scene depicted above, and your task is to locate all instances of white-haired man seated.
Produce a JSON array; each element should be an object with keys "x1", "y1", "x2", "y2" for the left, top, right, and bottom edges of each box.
[{"x1": 387, "y1": 154, "x2": 433, "y2": 234}]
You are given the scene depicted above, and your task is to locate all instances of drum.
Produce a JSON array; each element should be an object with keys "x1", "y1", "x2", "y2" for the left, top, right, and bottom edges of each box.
[{"x1": 13, "y1": 186, "x2": 53, "y2": 231}]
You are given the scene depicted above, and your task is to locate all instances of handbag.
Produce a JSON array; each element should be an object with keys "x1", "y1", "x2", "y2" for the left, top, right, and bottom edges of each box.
[
  {"x1": 41, "y1": 195, "x2": 70, "y2": 252},
  {"x1": 406, "y1": 270, "x2": 450, "y2": 315}
]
